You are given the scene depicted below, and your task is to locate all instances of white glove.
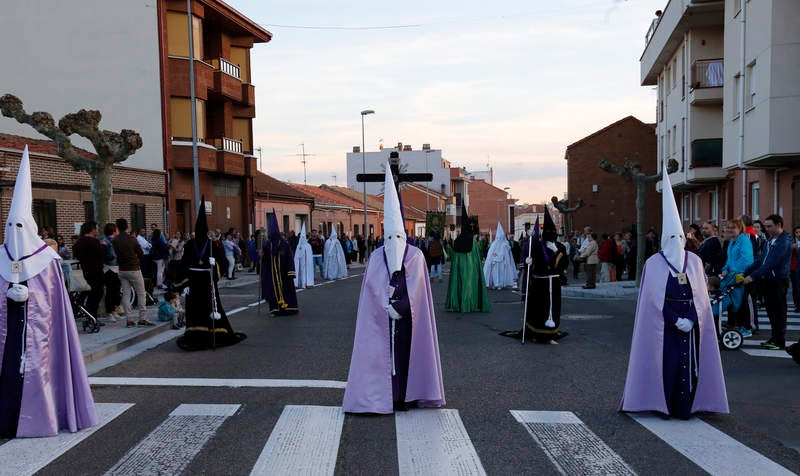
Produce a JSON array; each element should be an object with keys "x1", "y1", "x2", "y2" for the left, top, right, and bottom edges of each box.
[
  {"x1": 675, "y1": 317, "x2": 694, "y2": 333},
  {"x1": 208, "y1": 257, "x2": 216, "y2": 266},
  {"x1": 525, "y1": 257, "x2": 533, "y2": 265},
  {"x1": 387, "y1": 305, "x2": 403, "y2": 320},
  {"x1": 7, "y1": 283, "x2": 28, "y2": 302},
  {"x1": 182, "y1": 287, "x2": 190, "y2": 297},
  {"x1": 546, "y1": 241, "x2": 557, "y2": 252}
]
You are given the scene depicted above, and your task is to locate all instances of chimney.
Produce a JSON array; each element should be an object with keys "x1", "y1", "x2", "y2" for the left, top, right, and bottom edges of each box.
[
  {"x1": 403, "y1": 145, "x2": 412, "y2": 151},
  {"x1": 422, "y1": 143, "x2": 431, "y2": 150},
  {"x1": 396, "y1": 142, "x2": 403, "y2": 150},
  {"x1": 353, "y1": 146, "x2": 361, "y2": 153}
]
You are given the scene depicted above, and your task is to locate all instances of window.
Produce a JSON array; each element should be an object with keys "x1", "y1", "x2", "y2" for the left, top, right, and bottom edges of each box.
[
  {"x1": 83, "y1": 201, "x2": 94, "y2": 223},
  {"x1": 694, "y1": 193, "x2": 702, "y2": 220},
  {"x1": 733, "y1": 73, "x2": 741, "y2": 117},
  {"x1": 709, "y1": 191, "x2": 718, "y2": 221},
  {"x1": 665, "y1": 65, "x2": 671, "y2": 93},
  {"x1": 130, "y1": 204, "x2": 146, "y2": 234},
  {"x1": 745, "y1": 61, "x2": 756, "y2": 109},
  {"x1": 33, "y1": 199, "x2": 57, "y2": 235},
  {"x1": 682, "y1": 194, "x2": 690, "y2": 221},
  {"x1": 672, "y1": 125, "x2": 677, "y2": 156},
  {"x1": 170, "y1": 97, "x2": 205, "y2": 141},
  {"x1": 282, "y1": 215, "x2": 290, "y2": 233},
  {"x1": 681, "y1": 118, "x2": 686, "y2": 170},
  {"x1": 750, "y1": 182, "x2": 760, "y2": 220},
  {"x1": 666, "y1": 130, "x2": 671, "y2": 156},
  {"x1": 166, "y1": 12, "x2": 203, "y2": 59}
]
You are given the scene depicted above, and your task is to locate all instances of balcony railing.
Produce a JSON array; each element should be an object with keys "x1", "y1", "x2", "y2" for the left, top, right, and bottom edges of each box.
[
  {"x1": 691, "y1": 139, "x2": 722, "y2": 168},
  {"x1": 213, "y1": 57, "x2": 241, "y2": 80},
  {"x1": 645, "y1": 16, "x2": 660, "y2": 46},
  {"x1": 215, "y1": 137, "x2": 243, "y2": 154},
  {"x1": 691, "y1": 59, "x2": 723, "y2": 89}
]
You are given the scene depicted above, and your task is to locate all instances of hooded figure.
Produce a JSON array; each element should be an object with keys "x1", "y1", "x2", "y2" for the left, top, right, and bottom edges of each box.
[
  {"x1": 343, "y1": 163, "x2": 445, "y2": 413},
  {"x1": 293, "y1": 223, "x2": 314, "y2": 289},
  {"x1": 445, "y1": 205, "x2": 490, "y2": 312},
  {"x1": 177, "y1": 198, "x2": 246, "y2": 350},
  {"x1": 621, "y1": 162, "x2": 728, "y2": 418},
  {"x1": 0, "y1": 146, "x2": 98, "y2": 437},
  {"x1": 323, "y1": 227, "x2": 348, "y2": 280},
  {"x1": 483, "y1": 222, "x2": 517, "y2": 289},
  {"x1": 519, "y1": 208, "x2": 568, "y2": 343},
  {"x1": 261, "y1": 211, "x2": 298, "y2": 315}
]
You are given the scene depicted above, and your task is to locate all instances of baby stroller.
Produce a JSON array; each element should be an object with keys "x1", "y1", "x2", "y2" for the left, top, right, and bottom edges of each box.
[
  {"x1": 709, "y1": 274, "x2": 744, "y2": 351},
  {"x1": 67, "y1": 262, "x2": 100, "y2": 333}
]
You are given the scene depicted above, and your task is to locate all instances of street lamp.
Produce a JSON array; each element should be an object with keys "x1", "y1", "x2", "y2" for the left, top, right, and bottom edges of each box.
[{"x1": 360, "y1": 109, "x2": 374, "y2": 246}]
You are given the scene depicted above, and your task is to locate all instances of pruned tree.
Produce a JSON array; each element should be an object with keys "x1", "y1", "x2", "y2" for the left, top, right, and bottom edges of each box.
[
  {"x1": 0, "y1": 94, "x2": 142, "y2": 229},
  {"x1": 598, "y1": 157, "x2": 678, "y2": 287},
  {"x1": 550, "y1": 196, "x2": 585, "y2": 239}
]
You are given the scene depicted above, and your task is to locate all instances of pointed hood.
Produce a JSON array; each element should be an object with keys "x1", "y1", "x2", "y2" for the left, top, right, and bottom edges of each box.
[
  {"x1": 382, "y1": 161, "x2": 407, "y2": 274},
  {"x1": 454, "y1": 204, "x2": 473, "y2": 253},
  {"x1": 268, "y1": 209, "x2": 282, "y2": 245},
  {"x1": 328, "y1": 226, "x2": 338, "y2": 241},
  {"x1": 297, "y1": 222, "x2": 309, "y2": 248},
  {"x1": 543, "y1": 206, "x2": 557, "y2": 242},
  {"x1": 531, "y1": 216, "x2": 541, "y2": 243},
  {"x1": 195, "y1": 196, "x2": 210, "y2": 247},
  {"x1": 0, "y1": 145, "x2": 59, "y2": 282},
  {"x1": 661, "y1": 160, "x2": 685, "y2": 273},
  {"x1": 494, "y1": 222, "x2": 507, "y2": 244}
]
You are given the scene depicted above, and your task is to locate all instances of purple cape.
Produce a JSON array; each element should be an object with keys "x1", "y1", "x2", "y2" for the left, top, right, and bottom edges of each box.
[
  {"x1": 343, "y1": 246, "x2": 445, "y2": 413},
  {"x1": 621, "y1": 252, "x2": 728, "y2": 414},
  {"x1": 0, "y1": 260, "x2": 98, "y2": 437}
]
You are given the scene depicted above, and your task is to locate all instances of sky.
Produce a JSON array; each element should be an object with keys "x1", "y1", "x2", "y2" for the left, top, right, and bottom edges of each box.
[{"x1": 228, "y1": 0, "x2": 663, "y2": 205}]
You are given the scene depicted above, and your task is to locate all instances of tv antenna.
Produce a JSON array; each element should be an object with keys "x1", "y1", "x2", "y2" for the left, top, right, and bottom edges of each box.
[{"x1": 296, "y1": 143, "x2": 316, "y2": 185}]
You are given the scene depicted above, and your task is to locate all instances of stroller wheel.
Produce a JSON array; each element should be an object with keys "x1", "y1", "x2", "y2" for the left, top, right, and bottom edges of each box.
[{"x1": 721, "y1": 329, "x2": 743, "y2": 350}]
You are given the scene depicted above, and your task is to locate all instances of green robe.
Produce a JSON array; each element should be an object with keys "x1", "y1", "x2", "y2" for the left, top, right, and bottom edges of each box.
[{"x1": 445, "y1": 246, "x2": 491, "y2": 312}]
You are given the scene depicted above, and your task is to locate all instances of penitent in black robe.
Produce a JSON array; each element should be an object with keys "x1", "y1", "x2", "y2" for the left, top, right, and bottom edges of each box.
[
  {"x1": 524, "y1": 240, "x2": 569, "y2": 342},
  {"x1": 261, "y1": 238, "x2": 298, "y2": 316},
  {"x1": 176, "y1": 238, "x2": 246, "y2": 351}
]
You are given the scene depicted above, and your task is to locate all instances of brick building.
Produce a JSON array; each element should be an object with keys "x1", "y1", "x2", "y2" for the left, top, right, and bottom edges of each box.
[
  {"x1": 253, "y1": 172, "x2": 313, "y2": 235},
  {"x1": 466, "y1": 179, "x2": 516, "y2": 238},
  {"x1": 290, "y1": 184, "x2": 382, "y2": 239},
  {"x1": 565, "y1": 116, "x2": 660, "y2": 236},
  {"x1": 0, "y1": 134, "x2": 165, "y2": 241}
]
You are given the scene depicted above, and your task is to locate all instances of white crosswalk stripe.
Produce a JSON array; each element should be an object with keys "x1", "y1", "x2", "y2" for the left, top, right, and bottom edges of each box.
[
  {"x1": 739, "y1": 340, "x2": 793, "y2": 359},
  {"x1": 396, "y1": 409, "x2": 486, "y2": 476},
  {"x1": 105, "y1": 404, "x2": 240, "y2": 476},
  {"x1": 630, "y1": 413, "x2": 794, "y2": 475},
  {"x1": 511, "y1": 410, "x2": 636, "y2": 475},
  {"x1": 250, "y1": 405, "x2": 344, "y2": 476},
  {"x1": 0, "y1": 403, "x2": 133, "y2": 476}
]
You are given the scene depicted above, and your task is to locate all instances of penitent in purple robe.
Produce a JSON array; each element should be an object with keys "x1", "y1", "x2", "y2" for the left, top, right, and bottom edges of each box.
[
  {"x1": 0, "y1": 260, "x2": 98, "y2": 437},
  {"x1": 343, "y1": 245, "x2": 445, "y2": 414},
  {"x1": 621, "y1": 252, "x2": 728, "y2": 416}
]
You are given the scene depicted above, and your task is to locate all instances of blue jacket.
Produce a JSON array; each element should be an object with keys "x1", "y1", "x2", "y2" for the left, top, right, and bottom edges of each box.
[
  {"x1": 722, "y1": 233, "x2": 754, "y2": 274},
  {"x1": 745, "y1": 230, "x2": 792, "y2": 280}
]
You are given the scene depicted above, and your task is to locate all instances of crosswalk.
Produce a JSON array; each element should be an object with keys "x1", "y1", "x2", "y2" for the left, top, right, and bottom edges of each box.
[
  {"x1": 1, "y1": 403, "x2": 795, "y2": 476},
  {"x1": 736, "y1": 310, "x2": 799, "y2": 359}
]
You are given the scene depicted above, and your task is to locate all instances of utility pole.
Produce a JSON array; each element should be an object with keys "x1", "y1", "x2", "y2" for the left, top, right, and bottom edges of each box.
[{"x1": 296, "y1": 143, "x2": 316, "y2": 185}]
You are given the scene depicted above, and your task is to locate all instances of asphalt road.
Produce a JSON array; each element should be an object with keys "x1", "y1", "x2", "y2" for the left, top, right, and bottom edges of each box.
[{"x1": 11, "y1": 268, "x2": 800, "y2": 475}]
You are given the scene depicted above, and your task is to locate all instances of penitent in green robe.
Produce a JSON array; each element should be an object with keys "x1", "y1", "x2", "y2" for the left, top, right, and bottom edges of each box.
[{"x1": 445, "y1": 246, "x2": 491, "y2": 312}]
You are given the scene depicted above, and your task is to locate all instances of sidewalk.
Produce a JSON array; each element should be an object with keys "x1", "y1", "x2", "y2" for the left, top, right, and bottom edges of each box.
[
  {"x1": 78, "y1": 261, "x2": 368, "y2": 364},
  {"x1": 561, "y1": 280, "x2": 640, "y2": 299}
]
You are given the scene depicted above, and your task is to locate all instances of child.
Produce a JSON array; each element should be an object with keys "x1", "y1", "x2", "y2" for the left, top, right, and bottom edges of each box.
[
  {"x1": 708, "y1": 276, "x2": 722, "y2": 318},
  {"x1": 158, "y1": 291, "x2": 185, "y2": 329}
]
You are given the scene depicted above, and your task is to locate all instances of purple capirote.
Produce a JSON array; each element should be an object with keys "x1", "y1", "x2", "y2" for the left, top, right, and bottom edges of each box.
[
  {"x1": 343, "y1": 246, "x2": 445, "y2": 414},
  {"x1": 0, "y1": 260, "x2": 98, "y2": 437},
  {"x1": 620, "y1": 252, "x2": 729, "y2": 415}
]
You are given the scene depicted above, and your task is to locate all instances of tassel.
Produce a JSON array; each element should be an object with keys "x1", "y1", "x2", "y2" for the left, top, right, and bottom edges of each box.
[
  {"x1": 545, "y1": 275, "x2": 556, "y2": 328},
  {"x1": 391, "y1": 319, "x2": 396, "y2": 376}
]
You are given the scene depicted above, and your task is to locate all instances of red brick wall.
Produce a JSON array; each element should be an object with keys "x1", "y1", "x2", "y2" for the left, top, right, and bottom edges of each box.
[
  {"x1": 566, "y1": 117, "x2": 660, "y2": 236},
  {"x1": 467, "y1": 179, "x2": 512, "y2": 237},
  {"x1": 0, "y1": 149, "x2": 165, "y2": 240}
]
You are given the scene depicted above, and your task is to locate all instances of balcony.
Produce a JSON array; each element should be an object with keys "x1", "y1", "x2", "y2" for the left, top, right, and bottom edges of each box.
[
  {"x1": 214, "y1": 137, "x2": 243, "y2": 154},
  {"x1": 689, "y1": 59, "x2": 723, "y2": 105},
  {"x1": 213, "y1": 137, "x2": 246, "y2": 176},
  {"x1": 212, "y1": 57, "x2": 241, "y2": 80},
  {"x1": 691, "y1": 139, "x2": 722, "y2": 168}
]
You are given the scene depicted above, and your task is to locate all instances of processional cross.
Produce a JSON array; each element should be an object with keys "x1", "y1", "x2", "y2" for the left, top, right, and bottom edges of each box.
[{"x1": 356, "y1": 151, "x2": 433, "y2": 196}]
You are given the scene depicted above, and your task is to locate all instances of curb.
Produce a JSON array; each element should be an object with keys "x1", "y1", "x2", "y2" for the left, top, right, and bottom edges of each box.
[{"x1": 82, "y1": 322, "x2": 172, "y2": 364}]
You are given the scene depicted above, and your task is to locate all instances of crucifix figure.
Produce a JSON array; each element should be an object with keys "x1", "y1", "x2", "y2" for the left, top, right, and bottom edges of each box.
[{"x1": 357, "y1": 151, "x2": 433, "y2": 196}]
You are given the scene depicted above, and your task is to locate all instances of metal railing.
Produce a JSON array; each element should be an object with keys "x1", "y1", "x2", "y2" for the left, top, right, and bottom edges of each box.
[
  {"x1": 218, "y1": 137, "x2": 243, "y2": 154},
  {"x1": 218, "y1": 58, "x2": 241, "y2": 80},
  {"x1": 645, "y1": 17, "x2": 660, "y2": 46},
  {"x1": 691, "y1": 59, "x2": 724, "y2": 89}
]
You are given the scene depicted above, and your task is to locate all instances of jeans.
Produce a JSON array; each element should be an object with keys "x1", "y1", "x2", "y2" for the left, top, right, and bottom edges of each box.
[
  {"x1": 430, "y1": 263, "x2": 442, "y2": 280},
  {"x1": 313, "y1": 255, "x2": 324, "y2": 278},
  {"x1": 763, "y1": 278, "x2": 789, "y2": 347},
  {"x1": 104, "y1": 269, "x2": 121, "y2": 314},
  {"x1": 584, "y1": 263, "x2": 597, "y2": 288},
  {"x1": 119, "y1": 269, "x2": 147, "y2": 321}
]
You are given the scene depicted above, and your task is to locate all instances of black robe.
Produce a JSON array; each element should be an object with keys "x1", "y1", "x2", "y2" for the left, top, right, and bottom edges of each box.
[
  {"x1": 0, "y1": 284, "x2": 25, "y2": 436},
  {"x1": 176, "y1": 238, "x2": 246, "y2": 351},
  {"x1": 260, "y1": 238, "x2": 298, "y2": 315},
  {"x1": 524, "y1": 241, "x2": 569, "y2": 342}
]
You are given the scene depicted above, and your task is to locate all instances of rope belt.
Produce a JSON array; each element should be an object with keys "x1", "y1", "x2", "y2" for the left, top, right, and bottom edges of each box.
[{"x1": 532, "y1": 274, "x2": 560, "y2": 328}]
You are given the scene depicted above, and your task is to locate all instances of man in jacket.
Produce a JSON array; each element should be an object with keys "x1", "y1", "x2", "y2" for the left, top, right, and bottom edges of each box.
[
  {"x1": 113, "y1": 218, "x2": 155, "y2": 327},
  {"x1": 743, "y1": 214, "x2": 792, "y2": 350},
  {"x1": 578, "y1": 232, "x2": 599, "y2": 289}
]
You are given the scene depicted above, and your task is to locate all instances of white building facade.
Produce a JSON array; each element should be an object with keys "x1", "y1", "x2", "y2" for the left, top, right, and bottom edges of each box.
[
  {"x1": 642, "y1": 0, "x2": 800, "y2": 227},
  {"x1": 346, "y1": 145, "x2": 451, "y2": 197}
]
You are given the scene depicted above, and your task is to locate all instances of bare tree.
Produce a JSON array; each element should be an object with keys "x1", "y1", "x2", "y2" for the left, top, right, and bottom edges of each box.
[
  {"x1": 550, "y1": 196, "x2": 585, "y2": 239},
  {"x1": 598, "y1": 157, "x2": 678, "y2": 287},
  {"x1": 0, "y1": 94, "x2": 142, "y2": 228}
]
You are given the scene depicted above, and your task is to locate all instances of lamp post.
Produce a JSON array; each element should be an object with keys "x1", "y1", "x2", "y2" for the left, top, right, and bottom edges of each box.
[{"x1": 360, "y1": 109, "x2": 374, "y2": 245}]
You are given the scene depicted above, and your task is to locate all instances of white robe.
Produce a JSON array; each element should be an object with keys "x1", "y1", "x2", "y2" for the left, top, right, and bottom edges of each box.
[
  {"x1": 483, "y1": 240, "x2": 517, "y2": 288},
  {"x1": 323, "y1": 235, "x2": 348, "y2": 280},
  {"x1": 294, "y1": 241, "x2": 314, "y2": 288}
]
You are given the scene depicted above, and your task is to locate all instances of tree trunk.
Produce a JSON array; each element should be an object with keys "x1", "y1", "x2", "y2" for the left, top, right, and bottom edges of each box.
[{"x1": 92, "y1": 164, "x2": 113, "y2": 229}]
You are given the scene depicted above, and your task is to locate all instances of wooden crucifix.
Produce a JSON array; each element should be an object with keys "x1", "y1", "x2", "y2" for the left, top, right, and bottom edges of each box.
[{"x1": 356, "y1": 151, "x2": 433, "y2": 195}]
